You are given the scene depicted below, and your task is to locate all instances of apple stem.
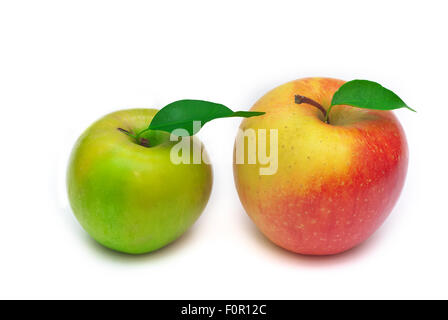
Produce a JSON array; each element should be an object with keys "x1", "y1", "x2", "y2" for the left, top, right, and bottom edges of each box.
[
  {"x1": 139, "y1": 138, "x2": 150, "y2": 147},
  {"x1": 294, "y1": 95, "x2": 330, "y2": 124},
  {"x1": 117, "y1": 128, "x2": 151, "y2": 147},
  {"x1": 117, "y1": 128, "x2": 135, "y2": 137}
]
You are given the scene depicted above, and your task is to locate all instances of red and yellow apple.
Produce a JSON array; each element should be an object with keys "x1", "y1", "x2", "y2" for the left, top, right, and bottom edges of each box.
[{"x1": 233, "y1": 78, "x2": 408, "y2": 255}]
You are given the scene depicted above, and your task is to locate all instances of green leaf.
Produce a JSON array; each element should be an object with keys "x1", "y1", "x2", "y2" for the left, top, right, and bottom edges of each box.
[
  {"x1": 147, "y1": 99, "x2": 265, "y2": 136},
  {"x1": 330, "y1": 80, "x2": 415, "y2": 112}
]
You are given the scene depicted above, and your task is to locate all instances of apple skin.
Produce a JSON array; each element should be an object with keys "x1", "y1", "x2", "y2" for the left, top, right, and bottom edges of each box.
[
  {"x1": 233, "y1": 78, "x2": 408, "y2": 255},
  {"x1": 67, "y1": 108, "x2": 212, "y2": 254}
]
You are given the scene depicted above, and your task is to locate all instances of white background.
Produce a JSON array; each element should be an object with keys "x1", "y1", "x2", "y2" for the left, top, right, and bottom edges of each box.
[{"x1": 0, "y1": 0, "x2": 447, "y2": 299}]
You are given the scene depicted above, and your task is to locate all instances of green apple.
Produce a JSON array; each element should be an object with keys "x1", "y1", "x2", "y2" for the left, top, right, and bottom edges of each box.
[{"x1": 67, "y1": 108, "x2": 212, "y2": 254}]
